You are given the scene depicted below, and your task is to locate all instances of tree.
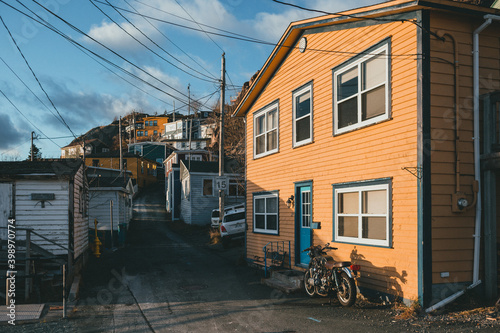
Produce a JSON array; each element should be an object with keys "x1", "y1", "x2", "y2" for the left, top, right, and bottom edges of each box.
[{"x1": 27, "y1": 143, "x2": 42, "y2": 161}]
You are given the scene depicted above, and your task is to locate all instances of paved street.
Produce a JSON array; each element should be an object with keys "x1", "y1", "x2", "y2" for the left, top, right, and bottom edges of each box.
[{"x1": 2, "y1": 184, "x2": 499, "y2": 332}]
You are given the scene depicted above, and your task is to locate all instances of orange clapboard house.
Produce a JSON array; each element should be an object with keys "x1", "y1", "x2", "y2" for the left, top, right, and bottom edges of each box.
[{"x1": 233, "y1": 0, "x2": 500, "y2": 308}]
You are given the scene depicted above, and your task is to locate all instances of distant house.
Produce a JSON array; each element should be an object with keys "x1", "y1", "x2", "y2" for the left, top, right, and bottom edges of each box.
[
  {"x1": 128, "y1": 141, "x2": 175, "y2": 166},
  {"x1": 0, "y1": 159, "x2": 88, "y2": 284},
  {"x1": 233, "y1": 0, "x2": 500, "y2": 307},
  {"x1": 61, "y1": 138, "x2": 110, "y2": 159},
  {"x1": 164, "y1": 150, "x2": 212, "y2": 220},
  {"x1": 85, "y1": 152, "x2": 159, "y2": 189},
  {"x1": 135, "y1": 115, "x2": 170, "y2": 141},
  {"x1": 179, "y1": 160, "x2": 244, "y2": 225}
]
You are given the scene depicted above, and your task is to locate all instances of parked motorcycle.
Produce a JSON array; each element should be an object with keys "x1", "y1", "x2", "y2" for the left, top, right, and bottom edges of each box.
[{"x1": 302, "y1": 243, "x2": 360, "y2": 306}]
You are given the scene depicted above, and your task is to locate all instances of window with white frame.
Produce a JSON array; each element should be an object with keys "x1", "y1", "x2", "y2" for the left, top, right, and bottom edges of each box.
[
  {"x1": 333, "y1": 42, "x2": 390, "y2": 134},
  {"x1": 202, "y1": 178, "x2": 213, "y2": 196},
  {"x1": 228, "y1": 179, "x2": 243, "y2": 197},
  {"x1": 253, "y1": 192, "x2": 278, "y2": 234},
  {"x1": 334, "y1": 179, "x2": 391, "y2": 247},
  {"x1": 293, "y1": 83, "x2": 313, "y2": 147},
  {"x1": 253, "y1": 101, "x2": 278, "y2": 158}
]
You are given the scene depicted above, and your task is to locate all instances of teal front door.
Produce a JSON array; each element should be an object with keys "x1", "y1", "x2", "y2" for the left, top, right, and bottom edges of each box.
[{"x1": 297, "y1": 186, "x2": 312, "y2": 266}]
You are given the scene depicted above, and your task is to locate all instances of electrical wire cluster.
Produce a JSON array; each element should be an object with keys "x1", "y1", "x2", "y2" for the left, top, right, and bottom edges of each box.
[{"x1": 0, "y1": 0, "x2": 425, "y2": 157}]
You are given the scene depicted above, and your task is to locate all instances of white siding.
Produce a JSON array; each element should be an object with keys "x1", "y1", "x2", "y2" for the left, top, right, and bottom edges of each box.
[
  {"x1": 0, "y1": 183, "x2": 13, "y2": 240},
  {"x1": 15, "y1": 179, "x2": 70, "y2": 256},
  {"x1": 88, "y1": 190, "x2": 128, "y2": 231}
]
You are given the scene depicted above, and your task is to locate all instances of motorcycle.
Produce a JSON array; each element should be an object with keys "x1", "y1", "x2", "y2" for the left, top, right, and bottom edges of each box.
[{"x1": 302, "y1": 243, "x2": 360, "y2": 307}]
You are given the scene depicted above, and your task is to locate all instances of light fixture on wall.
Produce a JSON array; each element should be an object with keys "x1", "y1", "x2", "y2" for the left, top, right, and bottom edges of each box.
[{"x1": 286, "y1": 195, "x2": 295, "y2": 208}]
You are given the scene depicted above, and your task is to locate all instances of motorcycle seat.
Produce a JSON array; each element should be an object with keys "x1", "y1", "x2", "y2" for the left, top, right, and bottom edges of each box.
[{"x1": 332, "y1": 261, "x2": 352, "y2": 268}]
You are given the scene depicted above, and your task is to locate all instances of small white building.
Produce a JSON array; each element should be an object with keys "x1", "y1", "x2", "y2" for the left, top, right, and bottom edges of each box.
[{"x1": 0, "y1": 159, "x2": 89, "y2": 280}]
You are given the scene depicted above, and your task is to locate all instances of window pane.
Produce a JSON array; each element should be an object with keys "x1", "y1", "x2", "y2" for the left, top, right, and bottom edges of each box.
[
  {"x1": 362, "y1": 85, "x2": 385, "y2": 120},
  {"x1": 255, "y1": 198, "x2": 265, "y2": 213},
  {"x1": 362, "y1": 189, "x2": 387, "y2": 214},
  {"x1": 266, "y1": 197, "x2": 277, "y2": 213},
  {"x1": 339, "y1": 192, "x2": 358, "y2": 214},
  {"x1": 256, "y1": 115, "x2": 265, "y2": 135},
  {"x1": 256, "y1": 135, "x2": 265, "y2": 155},
  {"x1": 363, "y1": 53, "x2": 386, "y2": 90},
  {"x1": 362, "y1": 217, "x2": 386, "y2": 240},
  {"x1": 267, "y1": 215, "x2": 277, "y2": 230},
  {"x1": 255, "y1": 214, "x2": 265, "y2": 229},
  {"x1": 296, "y1": 116, "x2": 311, "y2": 142},
  {"x1": 338, "y1": 97, "x2": 358, "y2": 129},
  {"x1": 267, "y1": 109, "x2": 277, "y2": 129},
  {"x1": 338, "y1": 67, "x2": 358, "y2": 100},
  {"x1": 296, "y1": 92, "x2": 310, "y2": 119},
  {"x1": 338, "y1": 216, "x2": 358, "y2": 237},
  {"x1": 267, "y1": 130, "x2": 277, "y2": 151},
  {"x1": 229, "y1": 184, "x2": 237, "y2": 196}
]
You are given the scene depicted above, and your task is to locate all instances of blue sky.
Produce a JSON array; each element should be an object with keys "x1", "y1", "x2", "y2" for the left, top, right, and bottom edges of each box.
[{"x1": 0, "y1": 0, "x2": 380, "y2": 159}]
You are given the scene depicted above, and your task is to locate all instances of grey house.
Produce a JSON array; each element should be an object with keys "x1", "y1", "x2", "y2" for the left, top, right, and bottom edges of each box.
[{"x1": 179, "y1": 160, "x2": 244, "y2": 225}]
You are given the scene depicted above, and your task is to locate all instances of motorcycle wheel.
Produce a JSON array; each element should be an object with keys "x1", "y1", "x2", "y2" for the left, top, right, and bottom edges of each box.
[
  {"x1": 336, "y1": 271, "x2": 356, "y2": 307},
  {"x1": 304, "y1": 270, "x2": 316, "y2": 297}
]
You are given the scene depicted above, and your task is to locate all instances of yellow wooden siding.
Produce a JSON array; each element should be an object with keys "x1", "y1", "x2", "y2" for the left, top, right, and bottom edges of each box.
[
  {"x1": 429, "y1": 11, "x2": 500, "y2": 285},
  {"x1": 246, "y1": 21, "x2": 420, "y2": 300}
]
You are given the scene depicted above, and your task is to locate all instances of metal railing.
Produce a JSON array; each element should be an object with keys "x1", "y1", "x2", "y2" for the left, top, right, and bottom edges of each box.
[{"x1": 262, "y1": 240, "x2": 291, "y2": 277}]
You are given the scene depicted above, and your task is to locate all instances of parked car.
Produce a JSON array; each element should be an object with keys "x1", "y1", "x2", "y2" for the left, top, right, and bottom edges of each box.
[
  {"x1": 211, "y1": 203, "x2": 244, "y2": 228},
  {"x1": 219, "y1": 206, "x2": 246, "y2": 248}
]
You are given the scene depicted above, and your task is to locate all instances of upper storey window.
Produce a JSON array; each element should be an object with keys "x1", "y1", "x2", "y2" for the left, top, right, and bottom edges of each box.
[
  {"x1": 293, "y1": 82, "x2": 313, "y2": 147},
  {"x1": 333, "y1": 41, "x2": 390, "y2": 134},
  {"x1": 254, "y1": 101, "x2": 279, "y2": 159}
]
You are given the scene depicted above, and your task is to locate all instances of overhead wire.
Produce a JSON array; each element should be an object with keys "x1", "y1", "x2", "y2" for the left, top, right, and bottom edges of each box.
[
  {"x1": 0, "y1": 15, "x2": 78, "y2": 138},
  {"x1": 28, "y1": 0, "x2": 193, "y2": 103},
  {"x1": 89, "y1": 0, "x2": 218, "y2": 83},
  {"x1": 0, "y1": 89, "x2": 61, "y2": 148},
  {"x1": 121, "y1": 0, "x2": 218, "y2": 81}
]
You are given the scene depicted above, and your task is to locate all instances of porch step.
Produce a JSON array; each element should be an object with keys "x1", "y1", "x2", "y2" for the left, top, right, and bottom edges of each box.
[{"x1": 261, "y1": 269, "x2": 304, "y2": 294}]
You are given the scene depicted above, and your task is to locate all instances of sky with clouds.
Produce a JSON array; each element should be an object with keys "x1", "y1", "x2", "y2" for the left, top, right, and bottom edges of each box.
[{"x1": 0, "y1": 0, "x2": 380, "y2": 159}]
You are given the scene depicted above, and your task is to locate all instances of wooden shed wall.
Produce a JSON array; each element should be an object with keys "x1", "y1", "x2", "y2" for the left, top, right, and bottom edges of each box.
[
  {"x1": 245, "y1": 20, "x2": 420, "y2": 300},
  {"x1": 88, "y1": 190, "x2": 125, "y2": 230},
  {"x1": 15, "y1": 179, "x2": 70, "y2": 256},
  {"x1": 429, "y1": 11, "x2": 500, "y2": 284},
  {"x1": 73, "y1": 165, "x2": 88, "y2": 259}
]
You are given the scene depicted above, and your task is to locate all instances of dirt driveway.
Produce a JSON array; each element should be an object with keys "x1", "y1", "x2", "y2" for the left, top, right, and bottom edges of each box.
[{"x1": 2, "y1": 184, "x2": 498, "y2": 332}]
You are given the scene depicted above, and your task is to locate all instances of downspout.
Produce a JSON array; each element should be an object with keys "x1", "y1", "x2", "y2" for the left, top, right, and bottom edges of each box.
[{"x1": 427, "y1": 14, "x2": 500, "y2": 313}]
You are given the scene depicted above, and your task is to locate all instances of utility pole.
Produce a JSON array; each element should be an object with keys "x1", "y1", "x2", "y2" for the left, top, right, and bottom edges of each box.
[
  {"x1": 188, "y1": 84, "x2": 192, "y2": 168},
  {"x1": 133, "y1": 111, "x2": 136, "y2": 144},
  {"x1": 30, "y1": 131, "x2": 35, "y2": 161},
  {"x1": 219, "y1": 53, "x2": 225, "y2": 223},
  {"x1": 119, "y1": 116, "x2": 123, "y2": 172}
]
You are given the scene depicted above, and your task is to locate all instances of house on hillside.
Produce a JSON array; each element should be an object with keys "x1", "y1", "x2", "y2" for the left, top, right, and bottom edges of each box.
[
  {"x1": 85, "y1": 152, "x2": 159, "y2": 189},
  {"x1": 135, "y1": 115, "x2": 170, "y2": 141},
  {"x1": 179, "y1": 160, "x2": 244, "y2": 225},
  {"x1": 233, "y1": 0, "x2": 500, "y2": 307},
  {"x1": 61, "y1": 138, "x2": 110, "y2": 159},
  {"x1": 0, "y1": 159, "x2": 88, "y2": 289}
]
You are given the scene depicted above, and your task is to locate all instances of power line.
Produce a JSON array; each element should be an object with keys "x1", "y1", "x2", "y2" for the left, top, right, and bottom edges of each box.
[
  {"x1": 173, "y1": 0, "x2": 224, "y2": 53},
  {"x1": 28, "y1": 0, "x2": 192, "y2": 103},
  {"x1": 89, "y1": 0, "x2": 218, "y2": 83},
  {"x1": 270, "y1": 0, "x2": 445, "y2": 42},
  {"x1": 122, "y1": 0, "x2": 218, "y2": 81},
  {"x1": 0, "y1": 15, "x2": 78, "y2": 138},
  {"x1": 0, "y1": 89, "x2": 61, "y2": 148}
]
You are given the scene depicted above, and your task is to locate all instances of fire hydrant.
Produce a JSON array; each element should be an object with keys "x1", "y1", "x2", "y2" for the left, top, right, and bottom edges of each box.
[{"x1": 93, "y1": 219, "x2": 102, "y2": 258}]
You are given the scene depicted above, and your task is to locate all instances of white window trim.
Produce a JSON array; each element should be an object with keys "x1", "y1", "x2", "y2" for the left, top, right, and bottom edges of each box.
[
  {"x1": 253, "y1": 101, "x2": 279, "y2": 159},
  {"x1": 334, "y1": 183, "x2": 390, "y2": 247},
  {"x1": 333, "y1": 43, "x2": 390, "y2": 135},
  {"x1": 293, "y1": 83, "x2": 313, "y2": 147},
  {"x1": 202, "y1": 177, "x2": 214, "y2": 196},
  {"x1": 253, "y1": 192, "x2": 279, "y2": 235}
]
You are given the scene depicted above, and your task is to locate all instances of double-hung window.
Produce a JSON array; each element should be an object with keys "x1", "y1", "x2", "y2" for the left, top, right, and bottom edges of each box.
[
  {"x1": 202, "y1": 178, "x2": 213, "y2": 196},
  {"x1": 333, "y1": 42, "x2": 390, "y2": 134},
  {"x1": 254, "y1": 101, "x2": 279, "y2": 158},
  {"x1": 333, "y1": 179, "x2": 391, "y2": 247},
  {"x1": 253, "y1": 192, "x2": 278, "y2": 234},
  {"x1": 293, "y1": 83, "x2": 313, "y2": 147}
]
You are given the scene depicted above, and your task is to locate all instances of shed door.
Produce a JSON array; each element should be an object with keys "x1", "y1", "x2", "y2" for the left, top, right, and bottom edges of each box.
[{"x1": 0, "y1": 183, "x2": 13, "y2": 241}]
